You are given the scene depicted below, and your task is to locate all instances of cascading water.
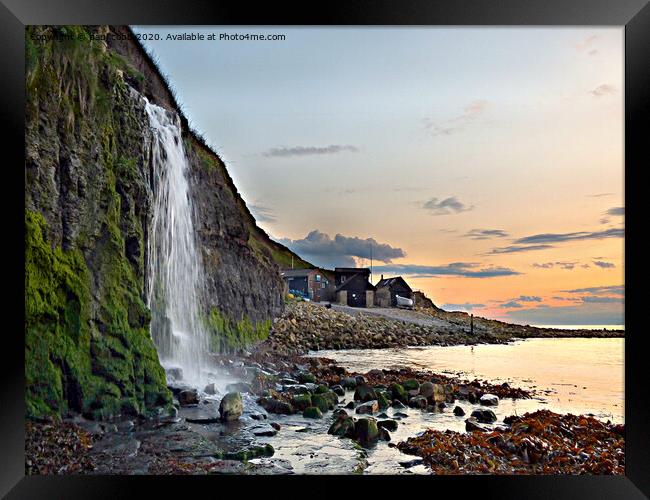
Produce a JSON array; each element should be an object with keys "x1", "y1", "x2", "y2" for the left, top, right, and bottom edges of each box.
[{"x1": 144, "y1": 99, "x2": 210, "y2": 387}]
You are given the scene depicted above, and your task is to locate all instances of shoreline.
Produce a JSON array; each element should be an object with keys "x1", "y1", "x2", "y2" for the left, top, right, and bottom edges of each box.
[{"x1": 25, "y1": 348, "x2": 624, "y2": 475}]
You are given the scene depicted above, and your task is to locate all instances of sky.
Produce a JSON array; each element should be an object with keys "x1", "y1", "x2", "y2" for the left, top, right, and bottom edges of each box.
[{"x1": 133, "y1": 26, "x2": 624, "y2": 325}]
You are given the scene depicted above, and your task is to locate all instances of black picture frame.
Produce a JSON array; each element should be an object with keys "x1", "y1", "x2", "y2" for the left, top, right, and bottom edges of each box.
[{"x1": 3, "y1": 0, "x2": 648, "y2": 497}]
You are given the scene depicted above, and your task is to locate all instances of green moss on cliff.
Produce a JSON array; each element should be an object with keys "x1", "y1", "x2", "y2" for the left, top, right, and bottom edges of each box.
[{"x1": 205, "y1": 308, "x2": 271, "y2": 353}]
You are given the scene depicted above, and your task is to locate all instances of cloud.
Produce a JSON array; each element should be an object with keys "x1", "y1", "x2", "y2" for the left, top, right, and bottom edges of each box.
[
  {"x1": 517, "y1": 295, "x2": 542, "y2": 302},
  {"x1": 422, "y1": 99, "x2": 488, "y2": 137},
  {"x1": 501, "y1": 301, "x2": 523, "y2": 308},
  {"x1": 372, "y1": 262, "x2": 520, "y2": 279},
  {"x1": 514, "y1": 227, "x2": 624, "y2": 245},
  {"x1": 588, "y1": 193, "x2": 613, "y2": 198},
  {"x1": 489, "y1": 244, "x2": 555, "y2": 254},
  {"x1": 589, "y1": 84, "x2": 617, "y2": 97},
  {"x1": 463, "y1": 229, "x2": 509, "y2": 240},
  {"x1": 593, "y1": 260, "x2": 615, "y2": 269},
  {"x1": 605, "y1": 207, "x2": 624, "y2": 216},
  {"x1": 560, "y1": 285, "x2": 624, "y2": 296},
  {"x1": 442, "y1": 302, "x2": 486, "y2": 312},
  {"x1": 249, "y1": 204, "x2": 276, "y2": 223},
  {"x1": 581, "y1": 296, "x2": 621, "y2": 303},
  {"x1": 422, "y1": 196, "x2": 473, "y2": 215},
  {"x1": 533, "y1": 261, "x2": 580, "y2": 270},
  {"x1": 261, "y1": 144, "x2": 359, "y2": 157},
  {"x1": 505, "y1": 300, "x2": 624, "y2": 326},
  {"x1": 276, "y1": 230, "x2": 405, "y2": 269}
]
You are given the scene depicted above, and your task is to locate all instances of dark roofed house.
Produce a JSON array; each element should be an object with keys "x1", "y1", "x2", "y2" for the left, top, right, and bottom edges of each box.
[
  {"x1": 281, "y1": 268, "x2": 330, "y2": 301},
  {"x1": 374, "y1": 275, "x2": 413, "y2": 308},
  {"x1": 334, "y1": 267, "x2": 376, "y2": 307}
]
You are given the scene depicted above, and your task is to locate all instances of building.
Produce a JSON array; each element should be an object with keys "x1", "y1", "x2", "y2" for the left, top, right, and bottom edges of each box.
[
  {"x1": 374, "y1": 275, "x2": 413, "y2": 307},
  {"x1": 334, "y1": 267, "x2": 376, "y2": 307},
  {"x1": 280, "y1": 268, "x2": 329, "y2": 301}
]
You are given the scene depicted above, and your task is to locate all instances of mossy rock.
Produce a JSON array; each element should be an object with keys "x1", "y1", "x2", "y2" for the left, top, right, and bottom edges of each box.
[
  {"x1": 377, "y1": 391, "x2": 391, "y2": 410},
  {"x1": 291, "y1": 393, "x2": 312, "y2": 411},
  {"x1": 297, "y1": 372, "x2": 316, "y2": 384},
  {"x1": 402, "y1": 379, "x2": 420, "y2": 391},
  {"x1": 311, "y1": 394, "x2": 330, "y2": 412},
  {"x1": 354, "y1": 384, "x2": 377, "y2": 402},
  {"x1": 388, "y1": 383, "x2": 408, "y2": 404},
  {"x1": 303, "y1": 406, "x2": 323, "y2": 419},
  {"x1": 315, "y1": 384, "x2": 329, "y2": 394}
]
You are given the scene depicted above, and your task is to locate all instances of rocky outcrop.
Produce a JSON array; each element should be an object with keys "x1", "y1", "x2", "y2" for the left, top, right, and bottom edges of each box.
[{"x1": 24, "y1": 25, "x2": 293, "y2": 420}]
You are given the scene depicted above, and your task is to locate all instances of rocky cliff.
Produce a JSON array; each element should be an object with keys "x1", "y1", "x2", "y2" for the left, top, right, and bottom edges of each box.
[{"x1": 25, "y1": 25, "x2": 303, "y2": 420}]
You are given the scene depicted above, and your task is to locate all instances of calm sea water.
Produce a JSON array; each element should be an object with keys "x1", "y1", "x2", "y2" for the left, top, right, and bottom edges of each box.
[{"x1": 313, "y1": 338, "x2": 624, "y2": 424}]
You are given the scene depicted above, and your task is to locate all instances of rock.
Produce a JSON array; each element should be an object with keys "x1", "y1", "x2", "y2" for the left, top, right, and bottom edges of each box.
[
  {"x1": 377, "y1": 419, "x2": 398, "y2": 432},
  {"x1": 226, "y1": 382, "x2": 252, "y2": 394},
  {"x1": 328, "y1": 415, "x2": 356, "y2": 438},
  {"x1": 431, "y1": 384, "x2": 447, "y2": 403},
  {"x1": 342, "y1": 377, "x2": 357, "y2": 389},
  {"x1": 437, "y1": 402, "x2": 446, "y2": 410},
  {"x1": 394, "y1": 412, "x2": 408, "y2": 418},
  {"x1": 251, "y1": 412, "x2": 267, "y2": 421},
  {"x1": 315, "y1": 384, "x2": 329, "y2": 394},
  {"x1": 356, "y1": 400, "x2": 379, "y2": 415},
  {"x1": 453, "y1": 406, "x2": 466, "y2": 416},
  {"x1": 166, "y1": 367, "x2": 183, "y2": 381},
  {"x1": 468, "y1": 392, "x2": 477, "y2": 404},
  {"x1": 285, "y1": 384, "x2": 310, "y2": 395},
  {"x1": 291, "y1": 394, "x2": 312, "y2": 411},
  {"x1": 355, "y1": 375, "x2": 367, "y2": 385},
  {"x1": 219, "y1": 392, "x2": 243, "y2": 421},
  {"x1": 402, "y1": 379, "x2": 420, "y2": 391},
  {"x1": 354, "y1": 384, "x2": 378, "y2": 402},
  {"x1": 270, "y1": 422, "x2": 281, "y2": 430},
  {"x1": 479, "y1": 394, "x2": 499, "y2": 406},
  {"x1": 251, "y1": 424, "x2": 277, "y2": 437},
  {"x1": 178, "y1": 389, "x2": 199, "y2": 406},
  {"x1": 331, "y1": 385, "x2": 345, "y2": 396},
  {"x1": 311, "y1": 394, "x2": 331, "y2": 412},
  {"x1": 203, "y1": 383, "x2": 218, "y2": 395},
  {"x1": 345, "y1": 401, "x2": 356, "y2": 409},
  {"x1": 408, "y1": 389, "x2": 420, "y2": 397},
  {"x1": 378, "y1": 428, "x2": 391, "y2": 441},
  {"x1": 419, "y1": 381, "x2": 434, "y2": 399},
  {"x1": 259, "y1": 397, "x2": 294, "y2": 415},
  {"x1": 389, "y1": 383, "x2": 408, "y2": 404},
  {"x1": 377, "y1": 391, "x2": 391, "y2": 410},
  {"x1": 465, "y1": 417, "x2": 489, "y2": 432},
  {"x1": 333, "y1": 408, "x2": 348, "y2": 418},
  {"x1": 303, "y1": 407, "x2": 323, "y2": 419},
  {"x1": 399, "y1": 458, "x2": 424, "y2": 468},
  {"x1": 471, "y1": 408, "x2": 497, "y2": 424},
  {"x1": 392, "y1": 399, "x2": 406, "y2": 409},
  {"x1": 354, "y1": 418, "x2": 379, "y2": 445},
  {"x1": 367, "y1": 369, "x2": 384, "y2": 379},
  {"x1": 408, "y1": 396, "x2": 428, "y2": 409},
  {"x1": 297, "y1": 372, "x2": 316, "y2": 384},
  {"x1": 280, "y1": 378, "x2": 299, "y2": 385}
]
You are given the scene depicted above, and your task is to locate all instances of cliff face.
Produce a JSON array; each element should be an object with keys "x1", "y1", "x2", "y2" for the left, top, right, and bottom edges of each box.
[{"x1": 25, "y1": 25, "x2": 294, "y2": 420}]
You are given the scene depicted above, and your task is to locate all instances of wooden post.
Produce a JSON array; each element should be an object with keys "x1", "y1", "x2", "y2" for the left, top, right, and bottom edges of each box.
[{"x1": 470, "y1": 314, "x2": 474, "y2": 335}]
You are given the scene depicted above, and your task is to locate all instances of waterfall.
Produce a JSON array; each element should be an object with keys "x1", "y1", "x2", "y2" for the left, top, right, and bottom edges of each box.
[{"x1": 144, "y1": 99, "x2": 209, "y2": 387}]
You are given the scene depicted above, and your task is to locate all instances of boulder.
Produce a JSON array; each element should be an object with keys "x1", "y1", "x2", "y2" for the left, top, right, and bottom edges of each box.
[
  {"x1": 331, "y1": 385, "x2": 345, "y2": 396},
  {"x1": 328, "y1": 415, "x2": 356, "y2": 438},
  {"x1": 377, "y1": 391, "x2": 391, "y2": 410},
  {"x1": 402, "y1": 379, "x2": 420, "y2": 391},
  {"x1": 378, "y1": 428, "x2": 391, "y2": 441},
  {"x1": 355, "y1": 375, "x2": 367, "y2": 385},
  {"x1": 431, "y1": 384, "x2": 447, "y2": 403},
  {"x1": 419, "y1": 381, "x2": 434, "y2": 400},
  {"x1": 367, "y1": 369, "x2": 384, "y2": 379},
  {"x1": 345, "y1": 401, "x2": 356, "y2": 409},
  {"x1": 291, "y1": 393, "x2": 312, "y2": 411},
  {"x1": 389, "y1": 383, "x2": 408, "y2": 404},
  {"x1": 354, "y1": 384, "x2": 378, "y2": 402},
  {"x1": 333, "y1": 408, "x2": 348, "y2": 418},
  {"x1": 465, "y1": 417, "x2": 489, "y2": 432},
  {"x1": 354, "y1": 418, "x2": 379, "y2": 445},
  {"x1": 303, "y1": 406, "x2": 323, "y2": 419},
  {"x1": 479, "y1": 394, "x2": 499, "y2": 406},
  {"x1": 392, "y1": 399, "x2": 407, "y2": 409},
  {"x1": 377, "y1": 419, "x2": 398, "y2": 432},
  {"x1": 203, "y1": 383, "x2": 218, "y2": 395},
  {"x1": 471, "y1": 408, "x2": 497, "y2": 423},
  {"x1": 311, "y1": 394, "x2": 331, "y2": 412},
  {"x1": 408, "y1": 396, "x2": 428, "y2": 409},
  {"x1": 178, "y1": 389, "x2": 199, "y2": 406},
  {"x1": 356, "y1": 400, "x2": 379, "y2": 415},
  {"x1": 259, "y1": 397, "x2": 294, "y2": 415},
  {"x1": 219, "y1": 392, "x2": 243, "y2": 421},
  {"x1": 315, "y1": 384, "x2": 329, "y2": 394},
  {"x1": 342, "y1": 377, "x2": 357, "y2": 389},
  {"x1": 453, "y1": 406, "x2": 466, "y2": 416},
  {"x1": 285, "y1": 384, "x2": 310, "y2": 395},
  {"x1": 297, "y1": 372, "x2": 316, "y2": 384}
]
